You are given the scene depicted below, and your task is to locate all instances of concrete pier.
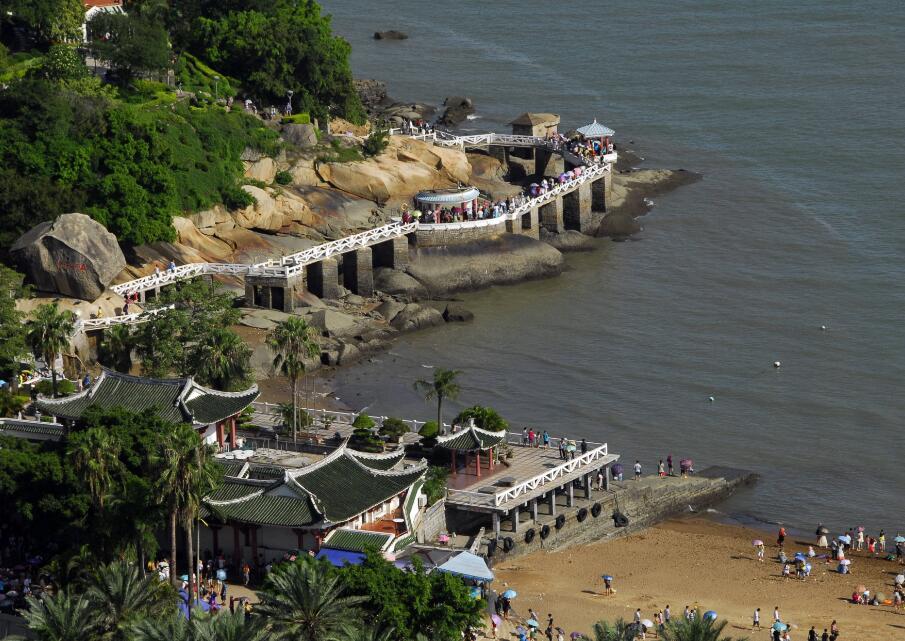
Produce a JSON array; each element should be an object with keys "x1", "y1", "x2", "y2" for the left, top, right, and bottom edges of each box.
[
  {"x1": 505, "y1": 206, "x2": 540, "y2": 239},
  {"x1": 591, "y1": 173, "x2": 611, "y2": 212},
  {"x1": 342, "y1": 247, "x2": 374, "y2": 297},
  {"x1": 373, "y1": 236, "x2": 410, "y2": 270},
  {"x1": 245, "y1": 272, "x2": 303, "y2": 312},
  {"x1": 539, "y1": 196, "x2": 564, "y2": 233},
  {"x1": 306, "y1": 258, "x2": 340, "y2": 299},
  {"x1": 563, "y1": 181, "x2": 592, "y2": 233}
]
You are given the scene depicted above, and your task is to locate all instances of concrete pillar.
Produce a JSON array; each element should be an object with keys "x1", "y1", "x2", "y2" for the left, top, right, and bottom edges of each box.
[
  {"x1": 342, "y1": 247, "x2": 374, "y2": 297},
  {"x1": 539, "y1": 196, "x2": 564, "y2": 233},
  {"x1": 535, "y1": 149, "x2": 564, "y2": 177},
  {"x1": 567, "y1": 482, "x2": 574, "y2": 507},
  {"x1": 488, "y1": 145, "x2": 509, "y2": 168},
  {"x1": 373, "y1": 236, "x2": 410, "y2": 269},
  {"x1": 492, "y1": 512, "x2": 501, "y2": 539},
  {"x1": 307, "y1": 258, "x2": 340, "y2": 299},
  {"x1": 584, "y1": 472, "x2": 592, "y2": 499},
  {"x1": 549, "y1": 491, "x2": 556, "y2": 516},
  {"x1": 563, "y1": 181, "x2": 592, "y2": 233},
  {"x1": 510, "y1": 507, "x2": 520, "y2": 533},
  {"x1": 531, "y1": 498, "x2": 538, "y2": 524},
  {"x1": 591, "y1": 173, "x2": 611, "y2": 212},
  {"x1": 603, "y1": 464, "x2": 610, "y2": 491}
]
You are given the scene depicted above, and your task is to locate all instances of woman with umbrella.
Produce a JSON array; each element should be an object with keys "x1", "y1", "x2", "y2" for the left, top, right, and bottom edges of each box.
[{"x1": 601, "y1": 574, "x2": 614, "y2": 595}]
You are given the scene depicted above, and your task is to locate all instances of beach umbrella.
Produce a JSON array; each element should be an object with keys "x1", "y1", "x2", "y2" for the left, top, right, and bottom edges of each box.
[
  {"x1": 857, "y1": 526, "x2": 864, "y2": 532},
  {"x1": 703, "y1": 611, "x2": 717, "y2": 621},
  {"x1": 838, "y1": 535, "x2": 851, "y2": 544},
  {"x1": 612, "y1": 463, "x2": 624, "y2": 475},
  {"x1": 895, "y1": 536, "x2": 905, "y2": 543},
  {"x1": 772, "y1": 622, "x2": 788, "y2": 632},
  {"x1": 526, "y1": 619, "x2": 540, "y2": 628},
  {"x1": 818, "y1": 526, "x2": 829, "y2": 535},
  {"x1": 601, "y1": 575, "x2": 614, "y2": 581},
  {"x1": 752, "y1": 539, "x2": 763, "y2": 546},
  {"x1": 516, "y1": 626, "x2": 526, "y2": 634},
  {"x1": 491, "y1": 614, "x2": 501, "y2": 625},
  {"x1": 179, "y1": 574, "x2": 189, "y2": 581},
  {"x1": 640, "y1": 619, "x2": 654, "y2": 628},
  {"x1": 570, "y1": 633, "x2": 583, "y2": 640},
  {"x1": 895, "y1": 574, "x2": 904, "y2": 584},
  {"x1": 840, "y1": 559, "x2": 851, "y2": 565},
  {"x1": 502, "y1": 589, "x2": 517, "y2": 599},
  {"x1": 680, "y1": 458, "x2": 693, "y2": 467}
]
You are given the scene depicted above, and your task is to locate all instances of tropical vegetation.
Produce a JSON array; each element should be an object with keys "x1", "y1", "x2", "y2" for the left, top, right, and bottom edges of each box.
[
  {"x1": 267, "y1": 316, "x2": 320, "y2": 440},
  {"x1": 413, "y1": 368, "x2": 461, "y2": 429},
  {"x1": 452, "y1": 405, "x2": 508, "y2": 432},
  {"x1": 25, "y1": 302, "x2": 76, "y2": 397}
]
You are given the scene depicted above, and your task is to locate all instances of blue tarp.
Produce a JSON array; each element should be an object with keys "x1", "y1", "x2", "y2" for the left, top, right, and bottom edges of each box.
[
  {"x1": 316, "y1": 548, "x2": 367, "y2": 567},
  {"x1": 436, "y1": 551, "x2": 494, "y2": 583}
]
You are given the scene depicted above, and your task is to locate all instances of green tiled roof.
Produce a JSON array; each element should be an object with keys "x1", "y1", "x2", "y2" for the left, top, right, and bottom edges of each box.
[
  {"x1": 348, "y1": 448, "x2": 405, "y2": 471},
  {"x1": 208, "y1": 495, "x2": 315, "y2": 527},
  {"x1": 217, "y1": 460, "x2": 247, "y2": 478},
  {"x1": 35, "y1": 370, "x2": 258, "y2": 426},
  {"x1": 293, "y1": 450, "x2": 426, "y2": 524},
  {"x1": 246, "y1": 464, "x2": 285, "y2": 481},
  {"x1": 0, "y1": 419, "x2": 65, "y2": 439},
  {"x1": 206, "y1": 479, "x2": 266, "y2": 502},
  {"x1": 323, "y1": 529, "x2": 393, "y2": 552},
  {"x1": 436, "y1": 426, "x2": 506, "y2": 451}
]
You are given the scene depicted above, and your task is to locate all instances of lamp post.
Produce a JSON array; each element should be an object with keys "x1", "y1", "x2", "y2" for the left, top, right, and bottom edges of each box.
[
  {"x1": 286, "y1": 89, "x2": 293, "y2": 116},
  {"x1": 213, "y1": 75, "x2": 220, "y2": 101}
]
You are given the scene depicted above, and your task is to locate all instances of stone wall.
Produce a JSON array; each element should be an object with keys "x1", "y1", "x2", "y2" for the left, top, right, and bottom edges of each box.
[
  {"x1": 415, "y1": 224, "x2": 503, "y2": 247},
  {"x1": 416, "y1": 499, "x2": 449, "y2": 544}
]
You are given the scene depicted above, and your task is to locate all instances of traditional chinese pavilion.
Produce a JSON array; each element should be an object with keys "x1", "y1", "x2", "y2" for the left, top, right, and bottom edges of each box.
[
  {"x1": 35, "y1": 369, "x2": 259, "y2": 449},
  {"x1": 201, "y1": 444, "x2": 428, "y2": 564},
  {"x1": 435, "y1": 425, "x2": 507, "y2": 478}
]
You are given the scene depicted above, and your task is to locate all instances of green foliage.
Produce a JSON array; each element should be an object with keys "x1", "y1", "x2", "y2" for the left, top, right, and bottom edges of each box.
[
  {"x1": 0, "y1": 266, "x2": 28, "y2": 381},
  {"x1": 35, "y1": 378, "x2": 76, "y2": 396},
  {"x1": 342, "y1": 550, "x2": 483, "y2": 641},
  {"x1": 174, "y1": 52, "x2": 238, "y2": 98},
  {"x1": 422, "y1": 466, "x2": 447, "y2": 506},
  {"x1": 0, "y1": 390, "x2": 30, "y2": 416},
  {"x1": 590, "y1": 619, "x2": 636, "y2": 641},
  {"x1": 88, "y1": 13, "x2": 171, "y2": 83},
  {"x1": 275, "y1": 169, "x2": 293, "y2": 185},
  {"x1": 183, "y1": 0, "x2": 365, "y2": 124},
  {"x1": 193, "y1": 326, "x2": 253, "y2": 391},
  {"x1": 38, "y1": 45, "x2": 89, "y2": 82},
  {"x1": 378, "y1": 417, "x2": 408, "y2": 442},
  {"x1": 452, "y1": 405, "x2": 508, "y2": 432},
  {"x1": 660, "y1": 612, "x2": 745, "y2": 641},
  {"x1": 99, "y1": 324, "x2": 133, "y2": 373},
  {"x1": 352, "y1": 413, "x2": 376, "y2": 430},
  {"x1": 350, "y1": 427, "x2": 384, "y2": 453},
  {"x1": 362, "y1": 128, "x2": 389, "y2": 158},
  {"x1": 413, "y1": 368, "x2": 462, "y2": 429},
  {"x1": 316, "y1": 137, "x2": 363, "y2": 164},
  {"x1": 267, "y1": 316, "x2": 319, "y2": 440},
  {"x1": 25, "y1": 302, "x2": 75, "y2": 397},
  {"x1": 417, "y1": 421, "x2": 439, "y2": 439},
  {"x1": 282, "y1": 113, "x2": 311, "y2": 124},
  {"x1": 7, "y1": 0, "x2": 84, "y2": 45},
  {"x1": 0, "y1": 79, "x2": 279, "y2": 247}
]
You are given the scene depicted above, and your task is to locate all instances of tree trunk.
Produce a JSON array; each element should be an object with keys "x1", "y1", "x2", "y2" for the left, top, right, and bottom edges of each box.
[
  {"x1": 169, "y1": 508, "x2": 178, "y2": 587},
  {"x1": 291, "y1": 376, "x2": 299, "y2": 442},
  {"x1": 50, "y1": 354, "x2": 58, "y2": 397},
  {"x1": 437, "y1": 395, "x2": 443, "y2": 432},
  {"x1": 186, "y1": 518, "x2": 195, "y2": 617}
]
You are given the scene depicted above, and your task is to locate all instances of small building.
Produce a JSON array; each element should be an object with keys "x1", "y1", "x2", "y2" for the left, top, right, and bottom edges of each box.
[
  {"x1": 413, "y1": 187, "x2": 482, "y2": 220},
  {"x1": 201, "y1": 445, "x2": 428, "y2": 565},
  {"x1": 436, "y1": 424, "x2": 506, "y2": 478},
  {"x1": 34, "y1": 369, "x2": 259, "y2": 449},
  {"x1": 82, "y1": 0, "x2": 125, "y2": 42},
  {"x1": 509, "y1": 113, "x2": 560, "y2": 138}
]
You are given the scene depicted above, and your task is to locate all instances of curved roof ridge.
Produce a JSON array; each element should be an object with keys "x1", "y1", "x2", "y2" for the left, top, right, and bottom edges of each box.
[
  {"x1": 472, "y1": 426, "x2": 506, "y2": 438},
  {"x1": 189, "y1": 380, "x2": 260, "y2": 398},
  {"x1": 288, "y1": 440, "x2": 349, "y2": 479},
  {"x1": 97, "y1": 367, "x2": 187, "y2": 387},
  {"x1": 206, "y1": 488, "x2": 265, "y2": 506},
  {"x1": 347, "y1": 447, "x2": 405, "y2": 461},
  {"x1": 350, "y1": 456, "x2": 428, "y2": 478}
]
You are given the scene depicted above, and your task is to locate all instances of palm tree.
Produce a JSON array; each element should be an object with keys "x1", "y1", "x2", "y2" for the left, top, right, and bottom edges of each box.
[
  {"x1": 661, "y1": 612, "x2": 745, "y2": 641},
  {"x1": 87, "y1": 560, "x2": 175, "y2": 641},
  {"x1": 267, "y1": 317, "x2": 319, "y2": 441},
  {"x1": 194, "y1": 327, "x2": 252, "y2": 391},
  {"x1": 349, "y1": 625, "x2": 395, "y2": 641},
  {"x1": 99, "y1": 324, "x2": 133, "y2": 373},
  {"x1": 21, "y1": 590, "x2": 101, "y2": 641},
  {"x1": 25, "y1": 302, "x2": 75, "y2": 397},
  {"x1": 159, "y1": 423, "x2": 222, "y2": 602},
  {"x1": 591, "y1": 619, "x2": 636, "y2": 641},
  {"x1": 190, "y1": 608, "x2": 269, "y2": 641},
  {"x1": 129, "y1": 611, "x2": 190, "y2": 641},
  {"x1": 256, "y1": 558, "x2": 366, "y2": 641},
  {"x1": 413, "y1": 368, "x2": 462, "y2": 429},
  {"x1": 68, "y1": 427, "x2": 124, "y2": 514}
]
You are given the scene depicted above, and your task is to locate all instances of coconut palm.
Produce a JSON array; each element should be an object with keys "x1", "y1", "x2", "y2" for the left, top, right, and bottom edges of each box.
[
  {"x1": 130, "y1": 611, "x2": 191, "y2": 641},
  {"x1": 591, "y1": 619, "x2": 636, "y2": 641},
  {"x1": 267, "y1": 317, "x2": 319, "y2": 441},
  {"x1": 348, "y1": 625, "x2": 395, "y2": 641},
  {"x1": 661, "y1": 612, "x2": 745, "y2": 641},
  {"x1": 190, "y1": 608, "x2": 269, "y2": 641},
  {"x1": 25, "y1": 302, "x2": 75, "y2": 397},
  {"x1": 256, "y1": 558, "x2": 366, "y2": 641},
  {"x1": 68, "y1": 427, "x2": 123, "y2": 514},
  {"x1": 413, "y1": 368, "x2": 462, "y2": 429},
  {"x1": 86, "y1": 560, "x2": 175, "y2": 641},
  {"x1": 99, "y1": 324, "x2": 134, "y2": 373},
  {"x1": 193, "y1": 327, "x2": 252, "y2": 391},
  {"x1": 20, "y1": 590, "x2": 101, "y2": 641}
]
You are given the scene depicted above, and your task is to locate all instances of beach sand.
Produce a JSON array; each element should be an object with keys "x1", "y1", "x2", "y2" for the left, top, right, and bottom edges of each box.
[{"x1": 492, "y1": 517, "x2": 904, "y2": 640}]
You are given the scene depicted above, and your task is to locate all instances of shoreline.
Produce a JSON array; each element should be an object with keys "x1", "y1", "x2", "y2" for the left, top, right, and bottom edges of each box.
[{"x1": 492, "y1": 513, "x2": 905, "y2": 640}]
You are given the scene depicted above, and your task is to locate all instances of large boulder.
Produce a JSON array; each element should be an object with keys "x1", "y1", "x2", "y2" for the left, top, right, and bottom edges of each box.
[
  {"x1": 244, "y1": 157, "x2": 277, "y2": 184},
  {"x1": 11, "y1": 213, "x2": 126, "y2": 301},
  {"x1": 438, "y1": 96, "x2": 474, "y2": 127},
  {"x1": 282, "y1": 123, "x2": 318, "y2": 148}
]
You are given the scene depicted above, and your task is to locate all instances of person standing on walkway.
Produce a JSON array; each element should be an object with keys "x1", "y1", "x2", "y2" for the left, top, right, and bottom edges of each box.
[
  {"x1": 542, "y1": 430, "x2": 550, "y2": 449},
  {"x1": 580, "y1": 438, "x2": 587, "y2": 454},
  {"x1": 634, "y1": 460, "x2": 642, "y2": 480},
  {"x1": 558, "y1": 438, "x2": 566, "y2": 460}
]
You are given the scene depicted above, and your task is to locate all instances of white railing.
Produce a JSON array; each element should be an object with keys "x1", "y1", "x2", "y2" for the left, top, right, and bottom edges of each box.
[
  {"x1": 75, "y1": 304, "x2": 176, "y2": 332},
  {"x1": 493, "y1": 444, "x2": 608, "y2": 507}
]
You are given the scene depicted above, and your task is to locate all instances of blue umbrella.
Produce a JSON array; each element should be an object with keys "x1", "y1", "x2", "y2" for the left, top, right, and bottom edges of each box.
[
  {"x1": 794, "y1": 552, "x2": 807, "y2": 560},
  {"x1": 704, "y1": 611, "x2": 717, "y2": 621},
  {"x1": 895, "y1": 536, "x2": 905, "y2": 544},
  {"x1": 772, "y1": 622, "x2": 787, "y2": 632},
  {"x1": 526, "y1": 619, "x2": 540, "y2": 628},
  {"x1": 601, "y1": 575, "x2": 613, "y2": 581},
  {"x1": 502, "y1": 589, "x2": 517, "y2": 599}
]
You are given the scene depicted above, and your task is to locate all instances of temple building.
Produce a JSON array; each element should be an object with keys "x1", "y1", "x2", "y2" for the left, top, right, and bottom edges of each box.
[
  {"x1": 35, "y1": 369, "x2": 259, "y2": 449},
  {"x1": 200, "y1": 444, "x2": 428, "y2": 565}
]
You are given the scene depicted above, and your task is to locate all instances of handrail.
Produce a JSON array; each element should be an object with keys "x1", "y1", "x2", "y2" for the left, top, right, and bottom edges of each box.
[
  {"x1": 493, "y1": 444, "x2": 608, "y2": 507},
  {"x1": 75, "y1": 304, "x2": 176, "y2": 332}
]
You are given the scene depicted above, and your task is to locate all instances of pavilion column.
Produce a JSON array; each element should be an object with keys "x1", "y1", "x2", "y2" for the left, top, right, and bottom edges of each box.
[
  {"x1": 293, "y1": 529, "x2": 305, "y2": 550},
  {"x1": 567, "y1": 482, "x2": 574, "y2": 507},
  {"x1": 489, "y1": 447, "x2": 494, "y2": 470},
  {"x1": 230, "y1": 417, "x2": 237, "y2": 448},
  {"x1": 313, "y1": 530, "x2": 324, "y2": 552},
  {"x1": 510, "y1": 507, "x2": 520, "y2": 533},
  {"x1": 531, "y1": 498, "x2": 538, "y2": 524},
  {"x1": 603, "y1": 464, "x2": 610, "y2": 491},
  {"x1": 216, "y1": 422, "x2": 224, "y2": 449},
  {"x1": 475, "y1": 451, "x2": 481, "y2": 478},
  {"x1": 450, "y1": 450, "x2": 456, "y2": 477},
  {"x1": 232, "y1": 525, "x2": 241, "y2": 566}
]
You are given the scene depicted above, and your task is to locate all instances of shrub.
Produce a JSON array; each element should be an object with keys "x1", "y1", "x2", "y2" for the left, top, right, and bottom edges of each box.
[
  {"x1": 453, "y1": 406, "x2": 508, "y2": 432},
  {"x1": 379, "y1": 417, "x2": 408, "y2": 442},
  {"x1": 362, "y1": 128, "x2": 389, "y2": 158},
  {"x1": 282, "y1": 113, "x2": 311, "y2": 125},
  {"x1": 350, "y1": 427, "x2": 383, "y2": 453},
  {"x1": 35, "y1": 379, "x2": 76, "y2": 397},
  {"x1": 274, "y1": 170, "x2": 293, "y2": 185},
  {"x1": 0, "y1": 391, "x2": 30, "y2": 416},
  {"x1": 423, "y1": 466, "x2": 448, "y2": 506},
  {"x1": 351, "y1": 413, "x2": 376, "y2": 430},
  {"x1": 418, "y1": 420, "x2": 439, "y2": 448}
]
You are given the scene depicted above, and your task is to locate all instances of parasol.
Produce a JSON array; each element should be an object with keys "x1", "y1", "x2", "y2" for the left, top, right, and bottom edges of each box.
[
  {"x1": 895, "y1": 574, "x2": 904, "y2": 584},
  {"x1": 570, "y1": 633, "x2": 583, "y2": 640},
  {"x1": 601, "y1": 575, "x2": 614, "y2": 581},
  {"x1": 612, "y1": 463, "x2": 624, "y2": 475},
  {"x1": 526, "y1": 619, "x2": 539, "y2": 628},
  {"x1": 818, "y1": 526, "x2": 829, "y2": 535},
  {"x1": 838, "y1": 535, "x2": 851, "y2": 544},
  {"x1": 704, "y1": 611, "x2": 717, "y2": 621},
  {"x1": 640, "y1": 619, "x2": 653, "y2": 628},
  {"x1": 772, "y1": 622, "x2": 788, "y2": 632},
  {"x1": 502, "y1": 589, "x2": 517, "y2": 599},
  {"x1": 491, "y1": 614, "x2": 501, "y2": 625},
  {"x1": 895, "y1": 536, "x2": 905, "y2": 543},
  {"x1": 840, "y1": 559, "x2": 851, "y2": 565},
  {"x1": 516, "y1": 626, "x2": 526, "y2": 634},
  {"x1": 680, "y1": 458, "x2": 693, "y2": 467},
  {"x1": 752, "y1": 539, "x2": 763, "y2": 546}
]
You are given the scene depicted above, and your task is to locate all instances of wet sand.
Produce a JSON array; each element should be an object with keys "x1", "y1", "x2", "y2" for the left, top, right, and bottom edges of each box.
[{"x1": 492, "y1": 517, "x2": 904, "y2": 640}]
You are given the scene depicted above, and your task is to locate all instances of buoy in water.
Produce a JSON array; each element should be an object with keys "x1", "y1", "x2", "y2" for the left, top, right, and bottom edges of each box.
[
  {"x1": 820, "y1": 325, "x2": 827, "y2": 331},
  {"x1": 708, "y1": 396, "x2": 715, "y2": 402},
  {"x1": 773, "y1": 361, "x2": 782, "y2": 368}
]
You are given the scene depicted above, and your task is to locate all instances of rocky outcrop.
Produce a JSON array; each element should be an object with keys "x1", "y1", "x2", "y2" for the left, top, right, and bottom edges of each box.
[
  {"x1": 244, "y1": 157, "x2": 277, "y2": 184},
  {"x1": 354, "y1": 79, "x2": 388, "y2": 111},
  {"x1": 317, "y1": 137, "x2": 471, "y2": 204},
  {"x1": 540, "y1": 229, "x2": 597, "y2": 252},
  {"x1": 282, "y1": 123, "x2": 318, "y2": 148},
  {"x1": 443, "y1": 302, "x2": 474, "y2": 322},
  {"x1": 373, "y1": 268, "x2": 427, "y2": 299},
  {"x1": 11, "y1": 213, "x2": 126, "y2": 301},
  {"x1": 438, "y1": 96, "x2": 474, "y2": 127},
  {"x1": 389, "y1": 303, "x2": 444, "y2": 332},
  {"x1": 373, "y1": 30, "x2": 408, "y2": 40}
]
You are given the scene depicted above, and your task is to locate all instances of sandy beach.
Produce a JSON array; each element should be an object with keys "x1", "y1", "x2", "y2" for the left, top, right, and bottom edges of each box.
[{"x1": 493, "y1": 517, "x2": 905, "y2": 640}]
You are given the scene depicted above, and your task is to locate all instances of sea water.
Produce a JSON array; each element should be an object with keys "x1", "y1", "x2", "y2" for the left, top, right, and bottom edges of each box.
[{"x1": 321, "y1": 0, "x2": 905, "y2": 534}]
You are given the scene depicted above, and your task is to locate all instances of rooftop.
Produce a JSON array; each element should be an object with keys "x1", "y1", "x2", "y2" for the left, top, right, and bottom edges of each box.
[
  {"x1": 35, "y1": 369, "x2": 258, "y2": 426},
  {"x1": 436, "y1": 425, "x2": 507, "y2": 452},
  {"x1": 510, "y1": 112, "x2": 560, "y2": 126}
]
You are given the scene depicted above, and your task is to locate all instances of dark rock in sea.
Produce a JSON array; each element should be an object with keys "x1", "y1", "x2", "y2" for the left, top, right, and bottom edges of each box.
[
  {"x1": 374, "y1": 268, "x2": 428, "y2": 299},
  {"x1": 597, "y1": 212, "x2": 642, "y2": 239},
  {"x1": 11, "y1": 213, "x2": 126, "y2": 301},
  {"x1": 390, "y1": 304, "x2": 444, "y2": 332},
  {"x1": 374, "y1": 30, "x2": 408, "y2": 40},
  {"x1": 443, "y1": 302, "x2": 474, "y2": 323},
  {"x1": 539, "y1": 228, "x2": 596, "y2": 252},
  {"x1": 438, "y1": 96, "x2": 475, "y2": 127}
]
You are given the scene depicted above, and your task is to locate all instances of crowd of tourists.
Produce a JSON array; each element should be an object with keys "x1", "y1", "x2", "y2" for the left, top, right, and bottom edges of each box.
[
  {"x1": 0, "y1": 533, "x2": 48, "y2": 615},
  {"x1": 400, "y1": 193, "x2": 531, "y2": 225}
]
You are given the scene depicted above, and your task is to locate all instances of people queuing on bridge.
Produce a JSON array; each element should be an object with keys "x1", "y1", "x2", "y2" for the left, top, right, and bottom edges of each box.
[{"x1": 403, "y1": 193, "x2": 532, "y2": 224}]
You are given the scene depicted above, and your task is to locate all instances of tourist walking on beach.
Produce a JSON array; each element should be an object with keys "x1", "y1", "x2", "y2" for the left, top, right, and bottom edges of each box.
[
  {"x1": 757, "y1": 542, "x2": 766, "y2": 562},
  {"x1": 753, "y1": 608, "x2": 760, "y2": 628},
  {"x1": 879, "y1": 529, "x2": 886, "y2": 554},
  {"x1": 658, "y1": 459, "x2": 665, "y2": 477},
  {"x1": 773, "y1": 606, "x2": 780, "y2": 623},
  {"x1": 808, "y1": 626, "x2": 818, "y2": 641},
  {"x1": 777, "y1": 526, "x2": 786, "y2": 550},
  {"x1": 634, "y1": 460, "x2": 642, "y2": 480},
  {"x1": 667, "y1": 454, "x2": 673, "y2": 476},
  {"x1": 664, "y1": 605, "x2": 670, "y2": 624},
  {"x1": 683, "y1": 605, "x2": 690, "y2": 620},
  {"x1": 856, "y1": 527, "x2": 864, "y2": 550}
]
